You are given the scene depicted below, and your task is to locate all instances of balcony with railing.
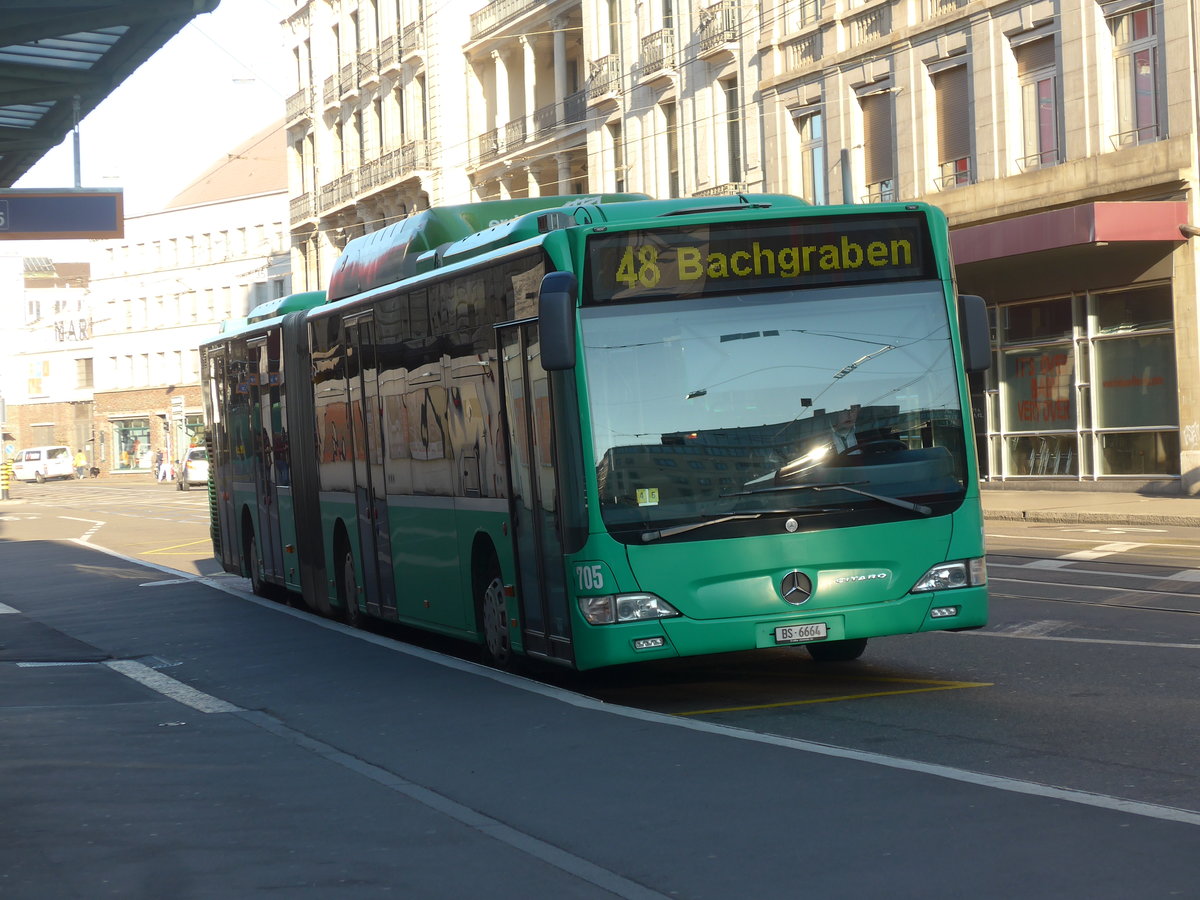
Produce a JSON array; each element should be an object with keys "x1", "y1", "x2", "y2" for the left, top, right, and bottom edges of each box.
[
  {"x1": 786, "y1": 32, "x2": 822, "y2": 69},
  {"x1": 862, "y1": 179, "x2": 896, "y2": 203},
  {"x1": 286, "y1": 87, "x2": 312, "y2": 124},
  {"x1": 318, "y1": 171, "x2": 357, "y2": 217},
  {"x1": 638, "y1": 29, "x2": 675, "y2": 79},
  {"x1": 358, "y1": 49, "x2": 379, "y2": 87},
  {"x1": 380, "y1": 35, "x2": 398, "y2": 72},
  {"x1": 935, "y1": 158, "x2": 972, "y2": 190},
  {"x1": 928, "y1": 0, "x2": 967, "y2": 16},
  {"x1": 1110, "y1": 122, "x2": 1161, "y2": 149},
  {"x1": 400, "y1": 21, "x2": 425, "y2": 59},
  {"x1": 362, "y1": 141, "x2": 432, "y2": 192},
  {"x1": 338, "y1": 62, "x2": 358, "y2": 101},
  {"x1": 587, "y1": 55, "x2": 622, "y2": 101},
  {"x1": 694, "y1": 182, "x2": 749, "y2": 197},
  {"x1": 698, "y1": 2, "x2": 740, "y2": 56},
  {"x1": 470, "y1": 0, "x2": 530, "y2": 39},
  {"x1": 849, "y1": 3, "x2": 892, "y2": 45},
  {"x1": 289, "y1": 191, "x2": 315, "y2": 224},
  {"x1": 1017, "y1": 147, "x2": 1061, "y2": 171},
  {"x1": 531, "y1": 89, "x2": 587, "y2": 139}
]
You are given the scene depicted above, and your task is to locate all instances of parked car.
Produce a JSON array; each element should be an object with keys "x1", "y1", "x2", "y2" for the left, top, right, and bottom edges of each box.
[
  {"x1": 177, "y1": 446, "x2": 209, "y2": 491},
  {"x1": 12, "y1": 446, "x2": 74, "y2": 483}
]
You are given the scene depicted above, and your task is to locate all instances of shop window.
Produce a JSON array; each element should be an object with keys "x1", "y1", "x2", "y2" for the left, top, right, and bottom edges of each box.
[
  {"x1": 1002, "y1": 346, "x2": 1075, "y2": 431},
  {"x1": 1099, "y1": 431, "x2": 1179, "y2": 476},
  {"x1": 1094, "y1": 283, "x2": 1172, "y2": 334},
  {"x1": 1095, "y1": 333, "x2": 1176, "y2": 428},
  {"x1": 113, "y1": 418, "x2": 151, "y2": 471},
  {"x1": 1002, "y1": 297, "x2": 1072, "y2": 343},
  {"x1": 1006, "y1": 435, "x2": 1078, "y2": 475}
]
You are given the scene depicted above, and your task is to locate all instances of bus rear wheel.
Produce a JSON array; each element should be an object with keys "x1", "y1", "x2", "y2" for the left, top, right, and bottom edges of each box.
[
  {"x1": 479, "y1": 565, "x2": 511, "y2": 668},
  {"x1": 806, "y1": 638, "x2": 868, "y2": 662},
  {"x1": 246, "y1": 531, "x2": 269, "y2": 598},
  {"x1": 340, "y1": 546, "x2": 362, "y2": 629}
]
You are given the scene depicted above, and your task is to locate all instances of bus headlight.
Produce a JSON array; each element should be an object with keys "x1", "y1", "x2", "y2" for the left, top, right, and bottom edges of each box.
[
  {"x1": 579, "y1": 593, "x2": 681, "y2": 625},
  {"x1": 911, "y1": 557, "x2": 987, "y2": 593}
]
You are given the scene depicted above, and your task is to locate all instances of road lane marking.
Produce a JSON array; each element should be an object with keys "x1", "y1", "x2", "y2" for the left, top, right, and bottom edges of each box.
[
  {"x1": 676, "y1": 678, "x2": 992, "y2": 716},
  {"x1": 962, "y1": 630, "x2": 1200, "y2": 650},
  {"x1": 104, "y1": 659, "x2": 241, "y2": 714},
  {"x1": 990, "y1": 565, "x2": 1200, "y2": 597},
  {"x1": 59, "y1": 515, "x2": 104, "y2": 541},
  {"x1": 0, "y1": 602, "x2": 19, "y2": 614},
  {"x1": 1048, "y1": 541, "x2": 1147, "y2": 562}
]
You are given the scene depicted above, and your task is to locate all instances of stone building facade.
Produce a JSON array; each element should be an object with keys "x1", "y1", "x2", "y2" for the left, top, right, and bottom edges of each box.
[{"x1": 282, "y1": 0, "x2": 1197, "y2": 489}]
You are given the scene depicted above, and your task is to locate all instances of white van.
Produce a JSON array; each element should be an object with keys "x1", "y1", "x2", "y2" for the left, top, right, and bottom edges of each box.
[{"x1": 12, "y1": 446, "x2": 74, "y2": 482}]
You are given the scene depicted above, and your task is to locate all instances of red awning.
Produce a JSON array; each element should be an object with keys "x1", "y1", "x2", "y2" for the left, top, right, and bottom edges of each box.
[{"x1": 950, "y1": 201, "x2": 1188, "y2": 265}]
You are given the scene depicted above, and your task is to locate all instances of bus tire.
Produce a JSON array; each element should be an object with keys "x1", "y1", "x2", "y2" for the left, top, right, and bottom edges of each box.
[
  {"x1": 246, "y1": 529, "x2": 269, "y2": 598},
  {"x1": 35, "y1": 471, "x2": 45, "y2": 484},
  {"x1": 339, "y1": 545, "x2": 362, "y2": 629},
  {"x1": 806, "y1": 638, "x2": 868, "y2": 662},
  {"x1": 478, "y1": 561, "x2": 512, "y2": 669}
]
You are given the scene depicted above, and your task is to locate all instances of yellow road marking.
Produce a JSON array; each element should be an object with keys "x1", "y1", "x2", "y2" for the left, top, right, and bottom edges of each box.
[{"x1": 676, "y1": 679, "x2": 992, "y2": 717}]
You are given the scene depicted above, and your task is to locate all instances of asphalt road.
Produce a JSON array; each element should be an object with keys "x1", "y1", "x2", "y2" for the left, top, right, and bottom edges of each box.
[{"x1": 1, "y1": 481, "x2": 1199, "y2": 897}]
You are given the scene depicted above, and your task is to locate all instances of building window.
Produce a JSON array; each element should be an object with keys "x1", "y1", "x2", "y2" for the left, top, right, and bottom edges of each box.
[
  {"x1": 860, "y1": 89, "x2": 894, "y2": 201},
  {"x1": 76, "y1": 358, "x2": 93, "y2": 389},
  {"x1": 113, "y1": 418, "x2": 151, "y2": 471},
  {"x1": 608, "y1": 122, "x2": 625, "y2": 192},
  {"x1": 1015, "y1": 37, "x2": 1060, "y2": 169},
  {"x1": 1108, "y1": 4, "x2": 1159, "y2": 147},
  {"x1": 607, "y1": 0, "x2": 621, "y2": 55},
  {"x1": 785, "y1": 0, "x2": 822, "y2": 32},
  {"x1": 661, "y1": 99, "x2": 681, "y2": 197},
  {"x1": 790, "y1": 106, "x2": 826, "y2": 204},
  {"x1": 722, "y1": 76, "x2": 742, "y2": 184},
  {"x1": 932, "y1": 65, "x2": 971, "y2": 189}
]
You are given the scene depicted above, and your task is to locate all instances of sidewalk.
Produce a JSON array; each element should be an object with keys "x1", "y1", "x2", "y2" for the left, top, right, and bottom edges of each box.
[{"x1": 981, "y1": 487, "x2": 1200, "y2": 527}]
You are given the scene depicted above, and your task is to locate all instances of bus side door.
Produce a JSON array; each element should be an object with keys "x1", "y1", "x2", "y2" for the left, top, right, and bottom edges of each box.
[
  {"x1": 346, "y1": 315, "x2": 397, "y2": 618},
  {"x1": 248, "y1": 336, "x2": 284, "y2": 584},
  {"x1": 499, "y1": 323, "x2": 574, "y2": 665},
  {"x1": 206, "y1": 347, "x2": 238, "y2": 572}
]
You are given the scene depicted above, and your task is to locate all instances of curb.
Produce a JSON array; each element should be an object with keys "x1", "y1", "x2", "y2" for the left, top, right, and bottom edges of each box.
[{"x1": 984, "y1": 509, "x2": 1200, "y2": 528}]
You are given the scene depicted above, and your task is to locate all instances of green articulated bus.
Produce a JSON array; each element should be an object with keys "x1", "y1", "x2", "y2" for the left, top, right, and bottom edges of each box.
[{"x1": 200, "y1": 193, "x2": 991, "y2": 670}]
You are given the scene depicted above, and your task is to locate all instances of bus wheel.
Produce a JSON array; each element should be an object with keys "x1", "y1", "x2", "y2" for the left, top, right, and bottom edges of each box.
[
  {"x1": 340, "y1": 546, "x2": 362, "y2": 629},
  {"x1": 35, "y1": 471, "x2": 45, "y2": 484},
  {"x1": 246, "y1": 531, "x2": 269, "y2": 598},
  {"x1": 479, "y1": 565, "x2": 512, "y2": 668},
  {"x1": 806, "y1": 638, "x2": 868, "y2": 662}
]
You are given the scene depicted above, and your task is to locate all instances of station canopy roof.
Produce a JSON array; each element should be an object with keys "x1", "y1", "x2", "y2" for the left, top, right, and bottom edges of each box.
[{"x1": 0, "y1": 1, "x2": 220, "y2": 188}]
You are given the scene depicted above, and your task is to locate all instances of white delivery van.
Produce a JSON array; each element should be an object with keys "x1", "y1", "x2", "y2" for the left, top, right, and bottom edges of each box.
[{"x1": 12, "y1": 446, "x2": 74, "y2": 482}]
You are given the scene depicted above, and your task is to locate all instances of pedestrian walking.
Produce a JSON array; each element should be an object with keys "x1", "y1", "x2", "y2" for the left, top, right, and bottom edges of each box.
[{"x1": 73, "y1": 449, "x2": 87, "y2": 479}]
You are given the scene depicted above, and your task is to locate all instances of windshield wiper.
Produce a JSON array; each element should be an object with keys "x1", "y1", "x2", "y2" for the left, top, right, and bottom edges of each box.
[
  {"x1": 723, "y1": 481, "x2": 933, "y2": 516},
  {"x1": 641, "y1": 513, "x2": 763, "y2": 543}
]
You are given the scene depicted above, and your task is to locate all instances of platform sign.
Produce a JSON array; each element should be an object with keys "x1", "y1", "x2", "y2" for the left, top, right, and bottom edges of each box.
[{"x1": 0, "y1": 189, "x2": 123, "y2": 240}]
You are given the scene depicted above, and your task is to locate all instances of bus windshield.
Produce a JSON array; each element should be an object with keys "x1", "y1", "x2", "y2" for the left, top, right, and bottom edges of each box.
[{"x1": 581, "y1": 281, "x2": 968, "y2": 537}]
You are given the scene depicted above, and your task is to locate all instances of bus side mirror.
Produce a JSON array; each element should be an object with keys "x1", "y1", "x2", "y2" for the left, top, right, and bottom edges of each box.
[
  {"x1": 959, "y1": 294, "x2": 991, "y2": 374},
  {"x1": 539, "y1": 271, "x2": 578, "y2": 371}
]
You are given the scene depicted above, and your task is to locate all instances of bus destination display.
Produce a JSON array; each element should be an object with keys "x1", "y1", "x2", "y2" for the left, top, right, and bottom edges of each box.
[{"x1": 586, "y1": 213, "x2": 936, "y2": 304}]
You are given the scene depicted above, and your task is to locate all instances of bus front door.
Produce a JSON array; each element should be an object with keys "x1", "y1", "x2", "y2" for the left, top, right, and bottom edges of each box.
[
  {"x1": 346, "y1": 316, "x2": 397, "y2": 618},
  {"x1": 499, "y1": 324, "x2": 574, "y2": 665}
]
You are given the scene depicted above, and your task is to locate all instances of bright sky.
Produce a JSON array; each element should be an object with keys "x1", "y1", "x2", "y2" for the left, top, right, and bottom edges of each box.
[{"x1": 14, "y1": 0, "x2": 294, "y2": 218}]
